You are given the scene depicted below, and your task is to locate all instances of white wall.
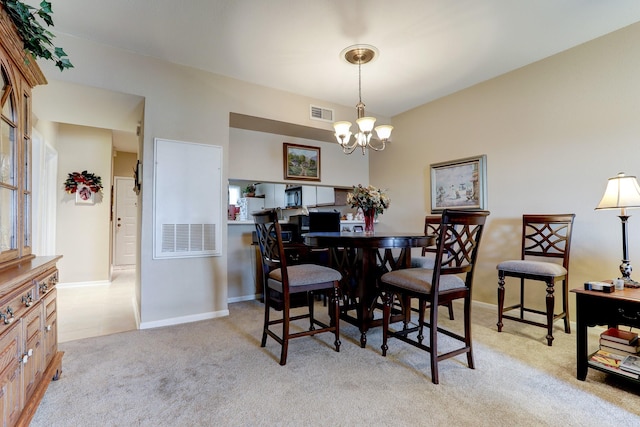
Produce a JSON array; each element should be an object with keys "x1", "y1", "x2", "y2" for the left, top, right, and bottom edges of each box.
[
  {"x1": 35, "y1": 31, "x2": 367, "y2": 326},
  {"x1": 372, "y1": 22, "x2": 640, "y2": 316},
  {"x1": 229, "y1": 128, "x2": 368, "y2": 185},
  {"x1": 36, "y1": 21, "x2": 640, "y2": 326},
  {"x1": 55, "y1": 124, "x2": 112, "y2": 284}
]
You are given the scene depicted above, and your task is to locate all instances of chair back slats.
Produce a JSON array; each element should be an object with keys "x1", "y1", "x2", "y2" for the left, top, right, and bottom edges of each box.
[
  {"x1": 422, "y1": 215, "x2": 441, "y2": 255},
  {"x1": 521, "y1": 214, "x2": 575, "y2": 268},
  {"x1": 253, "y1": 209, "x2": 289, "y2": 284},
  {"x1": 434, "y1": 210, "x2": 489, "y2": 282}
]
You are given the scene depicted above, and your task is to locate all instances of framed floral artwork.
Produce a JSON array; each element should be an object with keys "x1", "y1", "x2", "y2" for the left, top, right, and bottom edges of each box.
[
  {"x1": 283, "y1": 143, "x2": 320, "y2": 181},
  {"x1": 430, "y1": 155, "x2": 487, "y2": 212}
]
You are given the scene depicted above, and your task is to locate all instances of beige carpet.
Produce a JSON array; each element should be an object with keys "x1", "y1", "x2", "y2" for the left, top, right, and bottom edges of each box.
[{"x1": 32, "y1": 300, "x2": 640, "y2": 426}]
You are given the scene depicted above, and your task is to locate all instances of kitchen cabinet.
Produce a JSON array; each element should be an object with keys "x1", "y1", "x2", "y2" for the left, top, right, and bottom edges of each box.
[
  {"x1": 255, "y1": 183, "x2": 286, "y2": 208},
  {"x1": 316, "y1": 187, "x2": 335, "y2": 206},
  {"x1": 302, "y1": 185, "x2": 317, "y2": 207}
]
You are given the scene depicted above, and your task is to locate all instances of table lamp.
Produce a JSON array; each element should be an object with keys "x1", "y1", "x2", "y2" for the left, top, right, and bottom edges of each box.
[{"x1": 595, "y1": 172, "x2": 640, "y2": 287}]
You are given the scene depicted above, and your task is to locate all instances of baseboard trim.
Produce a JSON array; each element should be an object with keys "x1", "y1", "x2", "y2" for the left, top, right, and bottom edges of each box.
[
  {"x1": 227, "y1": 294, "x2": 261, "y2": 304},
  {"x1": 57, "y1": 280, "x2": 110, "y2": 288},
  {"x1": 139, "y1": 309, "x2": 230, "y2": 330}
]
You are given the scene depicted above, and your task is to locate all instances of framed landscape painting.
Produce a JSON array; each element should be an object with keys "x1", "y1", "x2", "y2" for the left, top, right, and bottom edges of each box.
[
  {"x1": 283, "y1": 143, "x2": 320, "y2": 181},
  {"x1": 430, "y1": 155, "x2": 487, "y2": 212}
]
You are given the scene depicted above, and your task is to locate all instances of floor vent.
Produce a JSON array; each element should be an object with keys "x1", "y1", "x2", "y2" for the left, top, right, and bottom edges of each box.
[{"x1": 310, "y1": 105, "x2": 334, "y2": 122}]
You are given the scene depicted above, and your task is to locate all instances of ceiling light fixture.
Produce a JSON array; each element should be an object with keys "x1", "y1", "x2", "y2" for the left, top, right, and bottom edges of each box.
[{"x1": 333, "y1": 45, "x2": 393, "y2": 155}]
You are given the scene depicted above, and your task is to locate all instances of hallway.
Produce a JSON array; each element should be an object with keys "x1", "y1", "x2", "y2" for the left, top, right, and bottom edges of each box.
[{"x1": 57, "y1": 267, "x2": 137, "y2": 343}]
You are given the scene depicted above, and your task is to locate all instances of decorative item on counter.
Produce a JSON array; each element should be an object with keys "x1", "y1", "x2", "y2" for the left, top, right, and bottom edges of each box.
[
  {"x1": 242, "y1": 184, "x2": 256, "y2": 197},
  {"x1": 64, "y1": 170, "x2": 103, "y2": 205},
  {"x1": 347, "y1": 184, "x2": 390, "y2": 234}
]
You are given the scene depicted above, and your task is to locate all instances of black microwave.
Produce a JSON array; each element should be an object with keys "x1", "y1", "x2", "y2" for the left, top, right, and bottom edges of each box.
[{"x1": 285, "y1": 186, "x2": 302, "y2": 208}]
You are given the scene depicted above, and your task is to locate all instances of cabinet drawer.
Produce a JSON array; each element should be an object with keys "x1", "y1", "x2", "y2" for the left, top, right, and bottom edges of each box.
[
  {"x1": 0, "y1": 282, "x2": 38, "y2": 332},
  {"x1": 34, "y1": 268, "x2": 58, "y2": 298}
]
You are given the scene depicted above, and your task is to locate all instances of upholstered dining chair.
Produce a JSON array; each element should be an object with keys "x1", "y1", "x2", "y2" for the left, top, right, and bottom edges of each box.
[
  {"x1": 411, "y1": 215, "x2": 454, "y2": 320},
  {"x1": 254, "y1": 209, "x2": 342, "y2": 365},
  {"x1": 496, "y1": 214, "x2": 575, "y2": 346},
  {"x1": 380, "y1": 209, "x2": 490, "y2": 384}
]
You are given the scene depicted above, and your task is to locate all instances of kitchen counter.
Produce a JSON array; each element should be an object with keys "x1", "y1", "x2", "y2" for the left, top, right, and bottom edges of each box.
[{"x1": 228, "y1": 219, "x2": 368, "y2": 226}]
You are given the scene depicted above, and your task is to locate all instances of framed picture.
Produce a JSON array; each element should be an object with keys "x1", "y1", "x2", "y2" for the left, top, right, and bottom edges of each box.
[
  {"x1": 75, "y1": 185, "x2": 95, "y2": 205},
  {"x1": 283, "y1": 143, "x2": 320, "y2": 181},
  {"x1": 430, "y1": 155, "x2": 487, "y2": 212}
]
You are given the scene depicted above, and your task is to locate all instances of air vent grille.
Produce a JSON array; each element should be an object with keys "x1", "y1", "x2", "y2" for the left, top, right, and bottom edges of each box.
[
  {"x1": 161, "y1": 223, "x2": 217, "y2": 253},
  {"x1": 310, "y1": 105, "x2": 334, "y2": 122}
]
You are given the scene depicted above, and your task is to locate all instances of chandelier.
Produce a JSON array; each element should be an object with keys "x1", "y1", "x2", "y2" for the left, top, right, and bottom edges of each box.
[{"x1": 333, "y1": 45, "x2": 393, "y2": 155}]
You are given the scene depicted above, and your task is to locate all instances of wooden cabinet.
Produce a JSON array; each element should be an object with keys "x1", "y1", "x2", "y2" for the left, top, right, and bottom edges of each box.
[
  {"x1": 0, "y1": 257, "x2": 62, "y2": 427},
  {"x1": 0, "y1": 7, "x2": 62, "y2": 425},
  {"x1": 0, "y1": 323, "x2": 22, "y2": 426}
]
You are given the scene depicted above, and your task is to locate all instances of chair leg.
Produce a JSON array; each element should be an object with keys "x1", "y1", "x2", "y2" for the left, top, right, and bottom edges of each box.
[
  {"x1": 519, "y1": 278, "x2": 525, "y2": 319},
  {"x1": 447, "y1": 302, "x2": 455, "y2": 320},
  {"x1": 497, "y1": 271, "x2": 505, "y2": 332},
  {"x1": 332, "y1": 285, "x2": 341, "y2": 352},
  {"x1": 545, "y1": 280, "x2": 554, "y2": 346},
  {"x1": 429, "y1": 302, "x2": 439, "y2": 385},
  {"x1": 261, "y1": 290, "x2": 270, "y2": 347},
  {"x1": 417, "y1": 299, "x2": 427, "y2": 344},
  {"x1": 308, "y1": 291, "x2": 316, "y2": 331},
  {"x1": 464, "y1": 296, "x2": 474, "y2": 369},
  {"x1": 562, "y1": 278, "x2": 571, "y2": 333},
  {"x1": 280, "y1": 301, "x2": 290, "y2": 365},
  {"x1": 381, "y1": 291, "x2": 392, "y2": 357}
]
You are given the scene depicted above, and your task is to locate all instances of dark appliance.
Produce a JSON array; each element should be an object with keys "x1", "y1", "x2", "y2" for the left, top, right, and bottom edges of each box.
[
  {"x1": 309, "y1": 211, "x2": 341, "y2": 232},
  {"x1": 285, "y1": 186, "x2": 303, "y2": 208},
  {"x1": 288, "y1": 214, "x2": 309, "y2": 242}
]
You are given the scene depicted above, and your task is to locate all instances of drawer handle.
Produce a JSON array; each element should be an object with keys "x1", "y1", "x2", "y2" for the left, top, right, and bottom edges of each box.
[
  {"x1": 22, "y1": 293, "x2": 33, "y2": 307},
  {"x1": 40, "y1": 281, "x2": 49, "y2": 293},
  {"x1": 0, "y1": 307, "x2": 14, "y2": 325},
  {"x1": 617, "y1": 308, "x2": 640, "y2": 321},
  {"x1": 46, "y1": 325, "x2": 52, "y2": 332}
]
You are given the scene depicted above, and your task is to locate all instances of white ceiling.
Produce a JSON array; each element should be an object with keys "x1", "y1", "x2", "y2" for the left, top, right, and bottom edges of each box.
[{"x1": 30, "y1": 0, "x2": 640, "y2": 151}]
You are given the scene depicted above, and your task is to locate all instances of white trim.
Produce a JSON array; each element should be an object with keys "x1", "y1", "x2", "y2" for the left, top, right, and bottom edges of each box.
[
  {"x1": 227, "y1": 294, "x2": 262, "y2": 304},
  {"x1": 139, "y1": 309, "x2": 230, "y2": 330},
  {"x1": 132, "y1": 295, "x2": 141, "y2": 329},
  {"x1": 57, "y1": 280, "x2": 111, "y2": 288}
]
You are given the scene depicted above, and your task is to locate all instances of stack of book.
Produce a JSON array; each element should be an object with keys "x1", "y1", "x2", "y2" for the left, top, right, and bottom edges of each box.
[
  {"x1": 588, "y1": 349, "x2": 639, "y2": 378},
  {"x1": 620, "y1": 355, "x2": 640, "y2": 376},
  {"x1": 599, "y1": 328, "x2": 640, "y2": 356}
]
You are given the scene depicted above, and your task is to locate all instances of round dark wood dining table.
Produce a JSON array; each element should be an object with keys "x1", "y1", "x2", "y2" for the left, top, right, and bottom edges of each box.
[{"x1": 304, "y1": 231, "x2": 435, "y2": 348}]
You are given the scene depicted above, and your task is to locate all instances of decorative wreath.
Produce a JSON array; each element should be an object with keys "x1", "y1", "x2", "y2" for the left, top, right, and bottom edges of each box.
[{"x1": 64, "y1": 170, "x2": 103, "y2": 194}]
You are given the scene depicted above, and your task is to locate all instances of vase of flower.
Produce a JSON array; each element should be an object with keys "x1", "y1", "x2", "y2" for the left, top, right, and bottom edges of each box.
[
  {"x1": 363, "y1": 208, "x2": 376, "y2": 234},
  {"x1": 347, "y1": 184, "x2": 390, "y2": 235}
]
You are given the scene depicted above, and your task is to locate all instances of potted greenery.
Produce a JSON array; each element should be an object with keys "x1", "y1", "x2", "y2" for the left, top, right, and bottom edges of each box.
[
  {"x1": 243, "y1": 184, "x2": 256, "y2": 197},
  {"x1": 1, "y1": 0, "x2": 72, "y2": 70}
]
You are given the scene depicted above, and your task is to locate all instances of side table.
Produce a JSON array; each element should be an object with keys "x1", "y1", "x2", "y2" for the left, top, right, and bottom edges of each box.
[{"x1": 572, "y1": 285, "x2": 640, "y2": 382}]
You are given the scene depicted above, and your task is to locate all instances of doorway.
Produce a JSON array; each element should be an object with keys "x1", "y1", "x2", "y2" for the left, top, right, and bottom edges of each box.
[{"x1": 113, "y1": 176, "x2": 138, "y2": 266}]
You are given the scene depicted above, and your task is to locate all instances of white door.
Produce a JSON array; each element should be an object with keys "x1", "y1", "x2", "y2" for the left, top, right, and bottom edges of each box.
[{"x1": 114, "y1": 177, "x2": 137, "y2": 266}]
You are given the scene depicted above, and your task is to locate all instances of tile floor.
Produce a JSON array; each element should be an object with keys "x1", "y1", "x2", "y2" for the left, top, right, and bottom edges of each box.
[{"x1": 57, "y1": 267, "x2": 138, "y2": 343}]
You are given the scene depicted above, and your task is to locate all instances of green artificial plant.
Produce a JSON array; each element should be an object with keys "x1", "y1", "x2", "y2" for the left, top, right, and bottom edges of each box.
[{"x1": 1, "y1": 0, "x2": 72, "y2": 70}]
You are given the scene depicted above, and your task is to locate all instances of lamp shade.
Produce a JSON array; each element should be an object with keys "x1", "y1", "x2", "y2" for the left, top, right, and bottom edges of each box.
[
  {"x1": 374, "y1": 125, "x2": 393, "y2": 141},
  {"x1": 356, "y1": 117, "x2": 376, "y2": 133},
  {"x1": 596, "y1": 172, "x2": 640, "y2": 210}
]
